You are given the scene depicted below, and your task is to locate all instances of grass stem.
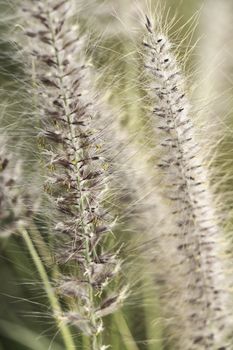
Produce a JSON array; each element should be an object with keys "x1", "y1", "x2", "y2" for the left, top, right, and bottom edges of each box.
[{"x1": 20, "y1": 227, "x2": 75, "y2": 350}]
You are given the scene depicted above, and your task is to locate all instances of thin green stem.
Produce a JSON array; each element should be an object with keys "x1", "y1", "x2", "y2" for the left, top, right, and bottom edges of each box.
[
  {"x1": 20, "y1": 227, "x2": 75, "y2": 350},
  {"x1": 113, "y1": 312, "x2": 140, "y2": 350},
  {"x1": 82, "y1": 335, "x2": 90, "y2": 350},
  {"x1": 29, "y1": 222, "x2": 53, "y2": 266}
]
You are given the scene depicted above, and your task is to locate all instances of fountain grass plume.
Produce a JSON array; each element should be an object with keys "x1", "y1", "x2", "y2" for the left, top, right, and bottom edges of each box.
[
  {"x1": 19, "y1": 1, "x2": 127, "y2": 349},
  {"x1": 142, "y1": 14, "x2": 233, "y2": 349}
]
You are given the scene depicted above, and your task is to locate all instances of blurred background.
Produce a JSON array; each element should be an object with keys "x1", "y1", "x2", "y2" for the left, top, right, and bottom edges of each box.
[{"x1": 1, "y1": 0, "x2": 233, "y2": 349}]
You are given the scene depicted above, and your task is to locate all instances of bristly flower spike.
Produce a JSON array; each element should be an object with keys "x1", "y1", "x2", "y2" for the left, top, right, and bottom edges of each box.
[
  {"x1": 143, "y1": 15, "x2": 233, "y2": 350},
  {"x1": 20, "y1": 1, "x2": 125, "y2": 349}
]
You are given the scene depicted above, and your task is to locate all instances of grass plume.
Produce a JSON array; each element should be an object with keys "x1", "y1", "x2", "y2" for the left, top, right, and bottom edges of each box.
[
  {"x1": 143, "y1": 14, "x2": 233, "y2": 349},
  {"x1": 0, "y1": 135, "x2": 34, "y2": 237},
  {"x1": 20, "y1": 0, "x2": 126, "y2": 349}
]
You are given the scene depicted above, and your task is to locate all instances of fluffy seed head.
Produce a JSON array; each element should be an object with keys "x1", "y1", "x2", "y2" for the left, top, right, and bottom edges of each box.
[
  {"x1": 21, "y1": 0, "x2": 126, "y2": 347},
  {"x1": 143, "y1": 15, "x2": 233, "y2": 349}
]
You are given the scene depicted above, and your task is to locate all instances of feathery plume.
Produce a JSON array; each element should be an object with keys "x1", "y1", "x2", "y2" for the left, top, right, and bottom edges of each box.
[
  {"x1": 20, "y1": 1, "x2": 125, "y2": 348},
  {"x1": 143, "y1": 15, "x2": 233, "y2": 349}
]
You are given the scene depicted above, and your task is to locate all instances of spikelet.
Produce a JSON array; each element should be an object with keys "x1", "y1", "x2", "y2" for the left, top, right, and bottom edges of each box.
[
  {"x1": 20, "y1": 1, "x2": 125, "y2": 348},
  {"x1": 143, "y1": 15, "x2": 233, "y2": 349}
]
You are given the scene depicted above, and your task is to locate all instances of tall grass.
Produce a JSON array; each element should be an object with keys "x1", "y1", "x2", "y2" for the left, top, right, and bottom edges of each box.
[{"x1": 0, "y1": 1, "x2": 233, "y2": 350}]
